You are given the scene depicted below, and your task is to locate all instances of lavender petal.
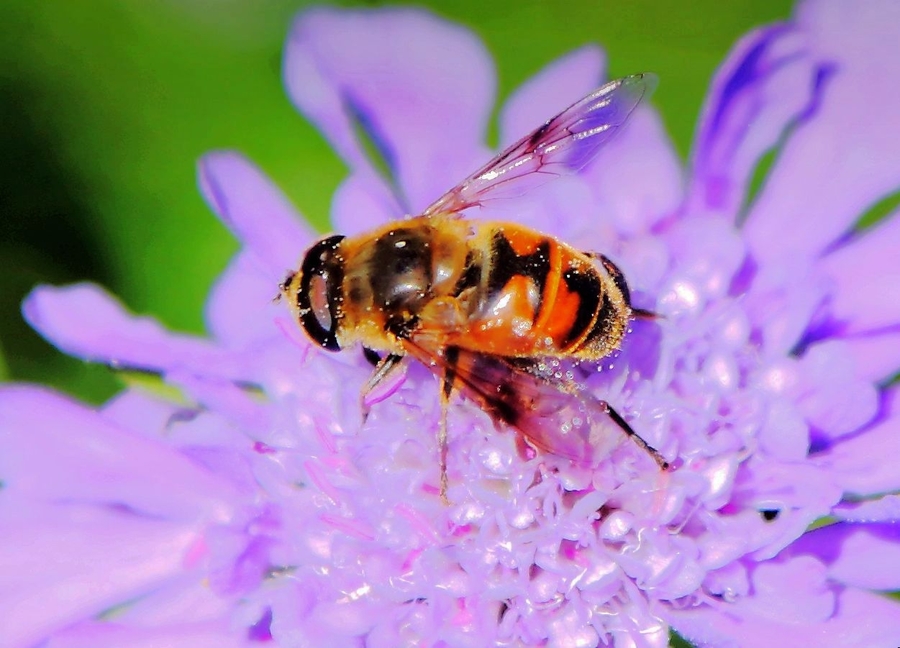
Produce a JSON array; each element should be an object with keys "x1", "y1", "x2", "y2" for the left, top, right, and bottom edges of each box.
[
  {"x1": 818, "y1": 209, "x2": 900, "y2": 334},
  {"x1": 204, "y1": 251, "x2": 286, "y2": 348},
  {"x1": 823, "y1": 388, "x2": 900, "y2": 495},
  {"x1": 686, "y1": 23, "x2": 819, "y2": 220},
  {"x1": 847, "y1": 333, "x2": 900, "y2": 383},
  {"x1": 0, "y1": 387, "x2": 247, "y2": 646},
  {"x1": 786, "y1": 522, "x2": 900, "y2": 591},
  {"x1": 283, "y1": 6, "x2": 494, "y2": 213},
  {"x1": 198, "y1": 150, "x2": 312, "y2": 282},
  {"x1": 670, "y1": 585, "x2": 900, "y2": 647},
  {"x1": 23, "y1": 283, "x2": 250, "y2": 382},
  {"x1": 744, "y1": 0, "x2": 900, "y2": 269}
]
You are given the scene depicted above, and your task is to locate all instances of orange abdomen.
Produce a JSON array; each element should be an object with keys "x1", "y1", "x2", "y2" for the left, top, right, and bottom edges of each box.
[{"x1": 457, "y1": 223, "x2": 628, "y2": 360}]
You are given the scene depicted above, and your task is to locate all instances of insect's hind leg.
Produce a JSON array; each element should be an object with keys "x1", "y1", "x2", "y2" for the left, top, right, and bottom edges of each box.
[{"x1": 600, "y1": 401, "x2": 669, "y2": 470}]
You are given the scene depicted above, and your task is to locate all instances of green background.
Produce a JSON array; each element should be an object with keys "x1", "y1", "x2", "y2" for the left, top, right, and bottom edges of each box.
[{"x1": 0, "y1": 0, "x2": 792, "y2": 403}]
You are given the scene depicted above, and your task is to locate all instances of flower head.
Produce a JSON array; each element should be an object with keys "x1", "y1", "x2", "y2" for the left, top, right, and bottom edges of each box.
[{"x1": 6, "y1": 1, "x2": 900, "y2": 646}]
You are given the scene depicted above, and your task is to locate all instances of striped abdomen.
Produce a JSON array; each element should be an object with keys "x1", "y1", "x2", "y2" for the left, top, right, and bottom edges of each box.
[{"x1": 457, "y1": 223, "x2": 630, "y2": 360}]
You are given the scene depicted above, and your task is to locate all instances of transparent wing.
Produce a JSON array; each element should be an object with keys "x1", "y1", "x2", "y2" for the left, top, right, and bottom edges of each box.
[
  {"x1": 400, "y1": 339, "x2": 629, "y2": 466},
  {"x1": 422, "y1": 74, "x2": 657, "y2": 217}
]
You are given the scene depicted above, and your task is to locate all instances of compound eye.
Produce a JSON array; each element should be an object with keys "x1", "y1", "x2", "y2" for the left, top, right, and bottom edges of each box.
[
  {"x1": 297, "y1": 235, "x2": 345, "y2": 351},
  {"x1": 308, "y1": 271, "x2": 333, "y2": 332}
]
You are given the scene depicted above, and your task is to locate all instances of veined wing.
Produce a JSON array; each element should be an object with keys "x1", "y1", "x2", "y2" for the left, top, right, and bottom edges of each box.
[
  {"x1": 422, "y1": 74, "x2": 656, "y2": 217},
  {"x1": 401, "y1": 339, "x2": 652, "y2": 467}
]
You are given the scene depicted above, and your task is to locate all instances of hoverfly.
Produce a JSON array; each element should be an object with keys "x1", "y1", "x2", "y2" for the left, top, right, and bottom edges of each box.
[{"x1": 282, "y1": 74, "x2": 670, "y2": 499}]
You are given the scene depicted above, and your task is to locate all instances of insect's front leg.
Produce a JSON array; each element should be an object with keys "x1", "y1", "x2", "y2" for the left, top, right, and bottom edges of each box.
[
  {"x1": 360, "y1": 352, "x2": 406, "y2": 422},
  {"x1": 362, "y1": 346, "x2": 382, "y2": 367}
]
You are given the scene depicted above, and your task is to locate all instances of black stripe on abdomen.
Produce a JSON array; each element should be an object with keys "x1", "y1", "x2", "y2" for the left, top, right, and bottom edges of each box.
[
  {"x1": 559, "y1": 267, "x2": 601, "y2": 350},
  {"x1": 486, "y1": 232, "x2": 550, "y2": 311}
]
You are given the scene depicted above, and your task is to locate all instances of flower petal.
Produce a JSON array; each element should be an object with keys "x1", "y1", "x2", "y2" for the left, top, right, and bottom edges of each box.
[
  {"x1": 197, "y1": 150, "x2": 312, "y2": 282},
  {"x1": 0, "y1": 508, "x2": 211, "y2": 647},
  {"x1": 686, "y1": 23, "x2": 820, "y2": 219},
  {"x1": 330, "y1": 173, "x2": 405, "y2": 236},
  {"x1": 673, "y1": 558, "x2": 837, "y2": 642},
  {"x1": 739, "y1": 556, "x2": 834, "y2": 624},
  {"x1": 833, "y1": 494, "x2": 900, "y2": 523},
  {"x1": 100, "y1": 388, "x2": 185, "y2": 438},
  {"x1": 822, "y1": 387, "x2": 900, "y2": 495},
  {"x1": 794, "y1": 340, "x2": 879, "y2": 440},
  {"x1": 31, "y1": 620, "x2": 242, "y2": 648},
  {"x1": 583, "y1": 104, "x2": 684, "y2": 236},
  {"x1": 818, "y1": 209, "x2": 900, "y2": 333},
  {"x1": 283, "y1": 6, "x2": 494, "y2": 213},
  {"x1": 744, "y1": 0, "x2": 900, "y2": 269},
  {"x1": 838, "y1": 332, "x2": 900, "y2": 384},
  {"x1": 741, "y1": 268, "x2": 829, "y2": 357},
  {"x1": 0, "y1": 386, "x2": 246, "y2": 646},
  {"x1": 670, "y1": 585, "x2": 900, "y2": 648},
  {"x1": 786, "y1": 522, "x2": 900, "y2": 591},
  {"x1": 23, "y1": 283, "x2": 249, "y2": 382},
  {"x1": 0, "y1": 386, "x2": 242, "y2": 520},
  {"x1": 204, "y1": 251, "x2": 285, "y2": 348},
  {"x1": 731, "y1": 460, "x2": 841, "y2": 559}
]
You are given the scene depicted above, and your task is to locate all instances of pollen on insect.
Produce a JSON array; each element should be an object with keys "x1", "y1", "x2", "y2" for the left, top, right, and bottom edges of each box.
[{"x1": 512, "y1": 317, "x2": 531, "y2": 337}]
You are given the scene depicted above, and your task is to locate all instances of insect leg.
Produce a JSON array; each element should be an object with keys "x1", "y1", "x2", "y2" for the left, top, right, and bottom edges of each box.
[
  {"x1": 362, "y1": 346, "x2": 382, "y2": 367},
  {"x1": 600, "y1": 401, "x2": 670, "y2": 470},
  {"x1": 438, "y1": 346, "x2": 461, "y2": 504},
  {"x1": 360, "y1": 352, "x2": 405, "y2": 421},
  {"x1": 439, "y1": 373, "x2": 452, "y2": 504}
]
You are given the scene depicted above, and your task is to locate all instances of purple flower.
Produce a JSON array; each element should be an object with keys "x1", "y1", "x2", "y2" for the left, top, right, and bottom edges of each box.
[{"x1": 6, "y1": 1, "x2": 900, "y2": 645}]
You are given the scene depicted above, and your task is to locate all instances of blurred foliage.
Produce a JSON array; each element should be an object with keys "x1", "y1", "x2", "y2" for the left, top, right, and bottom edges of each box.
[{"x1": 0, "y1": 0, "x2": 791, "y2": 403}]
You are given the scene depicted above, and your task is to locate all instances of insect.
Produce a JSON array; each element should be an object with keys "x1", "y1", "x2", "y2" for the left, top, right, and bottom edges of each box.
[{"x1": 281, "y1": 74, "x2": 670, "y2": 499}]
